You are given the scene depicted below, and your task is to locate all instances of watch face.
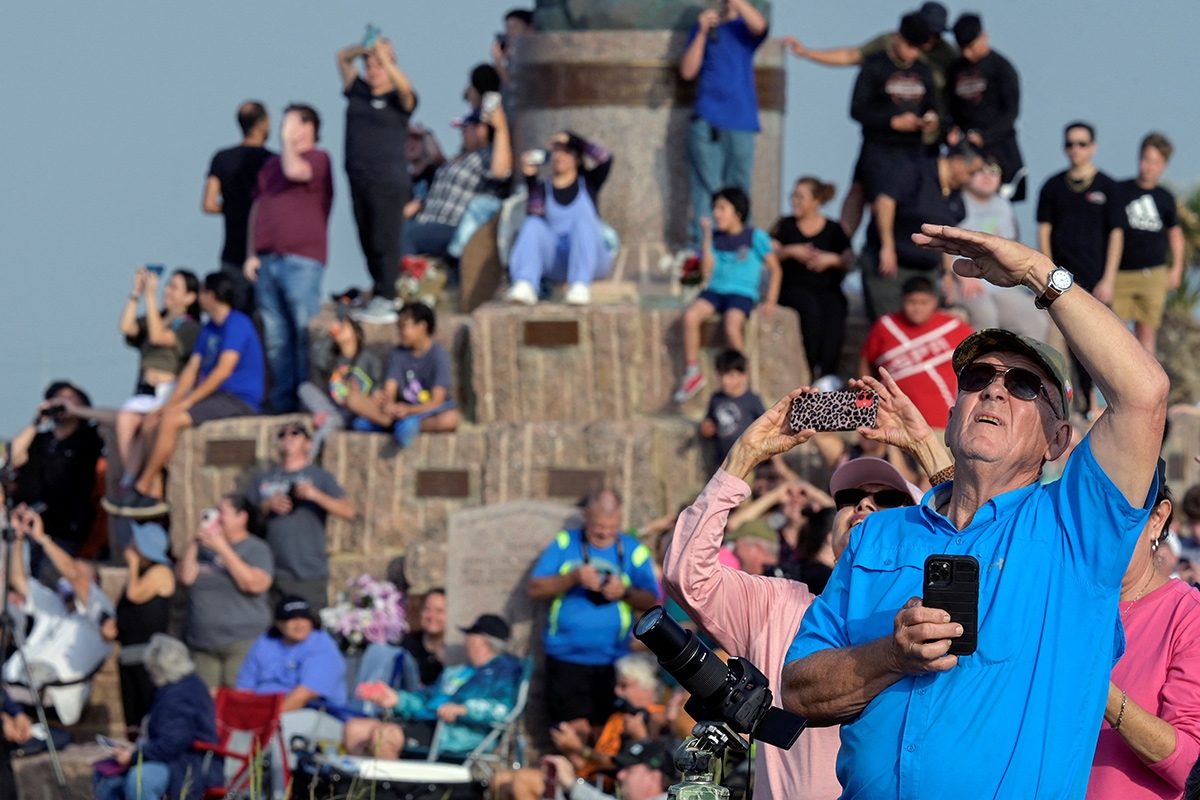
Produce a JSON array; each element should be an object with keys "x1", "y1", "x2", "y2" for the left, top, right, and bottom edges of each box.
[{"x1": 1050, "y1": 269, "x2": 1073, "y2": 291}]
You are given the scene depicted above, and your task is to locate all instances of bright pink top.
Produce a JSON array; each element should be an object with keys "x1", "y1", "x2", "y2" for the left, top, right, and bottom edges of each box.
[
  {"x1": 1088, "y1": 578, "x2": 1200, "y2": 798},
  {"x1": 663, "y1": 470, "x2": 842, "y2": 800}
]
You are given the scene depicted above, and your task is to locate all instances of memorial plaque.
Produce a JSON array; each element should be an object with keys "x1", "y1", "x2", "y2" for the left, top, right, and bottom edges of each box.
[
  {"x1": 204, "y1": 439, "x2": 257, "y2": 468},
  {"x1": 547, "y1": 468, "x2": 605, "y2": 499},
  {"x1": 524, "y1": 320, "x2": 580, "y2": 348},
  {"x1": 415, "y1": 469, "x2": 471, "y2": 498}
]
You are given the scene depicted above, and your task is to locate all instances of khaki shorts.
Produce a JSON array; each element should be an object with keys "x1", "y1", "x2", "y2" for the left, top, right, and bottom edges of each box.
[{"x1": 1112, "y1": 266, "x2": 1169, "y2": 328}]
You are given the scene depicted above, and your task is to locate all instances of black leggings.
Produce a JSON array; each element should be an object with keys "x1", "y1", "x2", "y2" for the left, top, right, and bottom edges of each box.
[
  {"x1": 782, "y1": 288, "x2": 849, "y2": 379},
  {"x1": 350, "y1": 180, "x2": 410, "y2": 300}
]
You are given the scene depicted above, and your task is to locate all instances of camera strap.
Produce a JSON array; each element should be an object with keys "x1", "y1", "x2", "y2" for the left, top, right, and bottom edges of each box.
[{"x1": 580, "y1": 533, "x2": 625, "y2": 573}]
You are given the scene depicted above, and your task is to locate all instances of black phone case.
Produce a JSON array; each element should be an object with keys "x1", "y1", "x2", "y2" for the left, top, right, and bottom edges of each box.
[
  {"x1": 923, "y1": 554, "x2": 979, "y2": 656},
  {"x1": 787, "y1": 391, "x2": 878, "y2": 432}
]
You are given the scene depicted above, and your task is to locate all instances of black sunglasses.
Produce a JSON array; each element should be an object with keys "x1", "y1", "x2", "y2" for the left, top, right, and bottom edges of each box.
[
  {"x1": 277, "y1": 426, "x2": 307, "y2": 439},
  {"x1": 1064, "y1": 140, "x2": 1092, "y2": 149},
  {"x1": 834, "y1": 488, "x2": 913, "y2": 510},
  {"x1": 958, "y1": 363, "x2": 1056, "y2": 412}
]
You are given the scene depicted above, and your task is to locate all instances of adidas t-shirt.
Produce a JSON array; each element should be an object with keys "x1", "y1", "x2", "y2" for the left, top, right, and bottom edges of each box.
[{"x1": 1112, "y1": 180, "x2": 1178, "y2": 271}]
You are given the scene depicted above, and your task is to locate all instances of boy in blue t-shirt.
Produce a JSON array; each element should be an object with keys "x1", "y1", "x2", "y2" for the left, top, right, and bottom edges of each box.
[{"x1": 675, "y1": 187, "x2": 781, "y2": 403}]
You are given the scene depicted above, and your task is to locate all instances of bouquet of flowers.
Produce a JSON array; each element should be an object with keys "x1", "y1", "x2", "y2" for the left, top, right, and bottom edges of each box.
[{"x1": 320, "y1": 575, "x2": 408, "y2": 654}]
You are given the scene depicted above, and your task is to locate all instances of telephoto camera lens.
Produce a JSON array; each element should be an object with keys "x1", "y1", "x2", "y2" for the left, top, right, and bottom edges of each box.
[{"x1": 634, "y1": 606, "x2": 728, "y2": 702}]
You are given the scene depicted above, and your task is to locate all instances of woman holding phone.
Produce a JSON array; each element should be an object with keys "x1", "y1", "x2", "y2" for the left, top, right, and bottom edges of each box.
[{"x1": 112, "y1": 266, "x2": 201, "y2": 491}]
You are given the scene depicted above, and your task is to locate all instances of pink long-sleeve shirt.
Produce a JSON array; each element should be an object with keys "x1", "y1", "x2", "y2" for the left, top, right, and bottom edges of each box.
[
  {"x1": 663, "y1": 469, "x2": 842, "y2": 800},
  {"x1": 1088, "y1": 578, "x2": 1200, "y2": 798}
]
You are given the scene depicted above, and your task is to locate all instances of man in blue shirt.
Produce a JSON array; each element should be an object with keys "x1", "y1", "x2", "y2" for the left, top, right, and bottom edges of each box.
[
  {"x1": 678, "y1": 0, "x2": 768, "y2": 252},
  {"x1": 110, "y1": 271, "x2": 265, "y2": 518},
  {"x1": 236, "y1": 595, "x2": 346, "y2": 711},
  {"x1": 775, "y1": 226, "x2": 1168, "y2": 798},
  {"x1": 527, "y1": 489, "x2": 661, "y2": 742}
]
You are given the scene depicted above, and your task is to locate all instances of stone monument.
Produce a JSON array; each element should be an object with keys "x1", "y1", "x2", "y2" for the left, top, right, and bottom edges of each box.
[{"x1": 511, "y1": 0, "x2": 784, "y2": 278}]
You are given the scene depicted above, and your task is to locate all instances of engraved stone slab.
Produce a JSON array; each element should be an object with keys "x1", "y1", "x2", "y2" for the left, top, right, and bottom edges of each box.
[
  {"x1": 524, "y1": 319, "x2": 581, "y2": 348},
  {"x1": 415, "y1": 469, "x2": 471, "y2": 498},
  {"x1": 204, "y1": 439, "x2": 257, "y2": 468}
]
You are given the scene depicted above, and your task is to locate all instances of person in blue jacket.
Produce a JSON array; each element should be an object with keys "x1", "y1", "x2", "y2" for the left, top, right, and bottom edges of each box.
[
  {"x1": 344, "y1": 614, "x2": 523, "y2": 760},
  {"x1": 94, "y1": 634, "x2": 223, "y2": 800}
]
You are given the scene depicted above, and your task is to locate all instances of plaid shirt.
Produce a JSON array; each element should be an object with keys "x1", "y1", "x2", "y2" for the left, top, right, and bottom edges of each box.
[{"x1": 415, "y1": 145, "x2": 505, "y2": 226}]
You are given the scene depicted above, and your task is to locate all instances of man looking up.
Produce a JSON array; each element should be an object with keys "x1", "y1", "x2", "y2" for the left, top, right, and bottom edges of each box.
[
  {"x1": 245, "y1": 104, "x2": 334, "y2": 414},
  {"x1": 204, "y1": 101, "x2": 273, "y2": 314},
  {"x1": 678, "y1": 0, "x2": 768, "y2": 253},
  {"x1": 782, "y1": 225, "x2": 1168, "y2": 798},
  {"x1": 527, "y1": 489, "x2": 661, "y2": 742}
]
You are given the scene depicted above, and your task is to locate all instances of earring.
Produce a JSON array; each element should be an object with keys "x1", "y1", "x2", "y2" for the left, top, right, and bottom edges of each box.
[{"x1": 1152, "y1": 538, "x2": 1160, "y2": 553}]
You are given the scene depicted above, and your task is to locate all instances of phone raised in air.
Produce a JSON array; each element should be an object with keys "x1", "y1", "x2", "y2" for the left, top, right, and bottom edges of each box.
[
  {"x1": 788, "y1": 390, "x2": 878, "y2": 433},
  {"x1": 923, "y1": 555, "x2": 979, "y2": 656}
]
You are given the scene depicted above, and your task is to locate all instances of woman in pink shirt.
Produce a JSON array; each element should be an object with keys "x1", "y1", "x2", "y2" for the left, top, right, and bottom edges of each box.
[
  {"x1": 1089, "y1": 480, "x2": 1200, "y2": 799},
  {"x1": 663, "y1": 371, "x2": 948, "y2": 800}
]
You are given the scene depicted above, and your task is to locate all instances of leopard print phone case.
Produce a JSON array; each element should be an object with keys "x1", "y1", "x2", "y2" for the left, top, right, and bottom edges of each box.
[{"x1": 788, "y1": 390, "x2": 878, "y2": 432}]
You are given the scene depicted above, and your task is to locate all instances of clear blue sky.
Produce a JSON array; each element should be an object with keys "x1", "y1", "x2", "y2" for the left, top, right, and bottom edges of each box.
[{"x1": 2, "y1": 1, "x2": 1198, "y2": 434}]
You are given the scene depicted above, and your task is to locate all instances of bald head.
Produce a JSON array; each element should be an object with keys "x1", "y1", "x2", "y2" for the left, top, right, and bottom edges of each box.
[{"x1": 584, "y1": 489, "x2": 622, "y2": 548}]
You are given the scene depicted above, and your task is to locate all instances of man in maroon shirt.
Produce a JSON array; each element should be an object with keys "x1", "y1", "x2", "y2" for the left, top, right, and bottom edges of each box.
[{"x1": 245, "y1": 104, "x2": 334, "y2": 413}]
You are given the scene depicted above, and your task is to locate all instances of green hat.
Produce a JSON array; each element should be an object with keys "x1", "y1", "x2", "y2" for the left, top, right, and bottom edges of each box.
[
  {"x1": 952, "y1": 329, "x2": 1072, "y2": 419},
  {"x1": 727, "y1": 519, "x2": 777, "y2": 545}
]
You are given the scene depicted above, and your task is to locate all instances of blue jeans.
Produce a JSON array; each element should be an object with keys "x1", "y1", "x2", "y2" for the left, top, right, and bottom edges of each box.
[
  {"x1": 256, "y1": 253, "x2": 324, "y2": 413},
  {"x1": 687, "y1": 117, "x2": 756, "y2": 249},
  {"x1": 401, "y1": 220, "x2": 458, "y2": 258},
  {"x1": 94, "y1": 761, "x2": 170, "y2": 800}
]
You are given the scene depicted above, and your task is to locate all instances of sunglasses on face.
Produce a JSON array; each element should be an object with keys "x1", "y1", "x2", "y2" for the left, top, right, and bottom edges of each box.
[
  {"x1": 958, "y1": 363, "x2": 1056, "y2": 414},
  {"x1": 1064, "y1": 140, "x2": 1092, "y2": 149},
  {"x1": 834, "y1": 488, "x2": 913, "y2": 510},
  {"x1": 278, "y1": 427, "x2": 306, "y2": 439}
]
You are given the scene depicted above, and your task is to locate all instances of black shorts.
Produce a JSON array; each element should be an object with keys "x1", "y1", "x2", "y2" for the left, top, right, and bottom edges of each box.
[
  {"x1": 543, "y1": 657, "x2": 616, "y2": 727},
  {"x1": 187, "y1": 391, "x2": 257, "y2": 425},
  {"x1": 698, "y1": 290, "x2": 755, "y2": 316},
  {"x1": 853, "y1": 142, "x2": 921, "y2": 202},
  {"x1": 401, "y1": 719, "x2": 438, "y2": 750}
]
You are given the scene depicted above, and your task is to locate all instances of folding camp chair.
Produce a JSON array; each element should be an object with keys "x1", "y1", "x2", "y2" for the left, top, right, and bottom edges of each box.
[
  {"x1": 193, "y1": 689, "x2": 289, "y2": 799},
  {"x1": 426, "y1": 656, "x2": 534, "y2": 778}
]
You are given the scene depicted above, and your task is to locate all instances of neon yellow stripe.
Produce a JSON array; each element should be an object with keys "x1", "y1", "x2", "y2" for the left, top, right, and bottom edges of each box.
[{"x1": 631, "y1": 544, "x2": 651, "y2": 568}]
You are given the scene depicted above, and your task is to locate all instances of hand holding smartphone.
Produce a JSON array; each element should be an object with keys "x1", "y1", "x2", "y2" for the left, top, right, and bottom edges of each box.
[
  {"x1": 788, "y1": 390, "x2": 879, "y2": 433},
  {"x1": 923, "y1": 555, "x2": 979, "y2": 656}
]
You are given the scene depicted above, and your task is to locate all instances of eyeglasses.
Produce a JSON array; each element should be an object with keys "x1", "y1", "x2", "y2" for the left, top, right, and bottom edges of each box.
[
  {"x1": 980, "y1": 164, "x2": 1003, "y2": 176},
  {"x1": 957, "y1": 363, "x2": 1057, "y2": 414},
  {"x1": 1064, "y1": 140, "x2": 1092, "y2": 149},
  {"x1": 833, "y1": 488, "x2": 913, "y2": 510},
  {"x1": 277, "y1": 427, "x2": 307, "y2": 439}
]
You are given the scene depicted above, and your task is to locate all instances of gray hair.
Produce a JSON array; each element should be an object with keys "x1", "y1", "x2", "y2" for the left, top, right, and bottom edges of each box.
[
  {"x1": 144, "y1": 633, "x2": 195, "y2": 687},
  {"x1": 484, "y1": 634, "x2": 509, "y2": 656},
  {"x1": 615, "y1": 652, "x2": 660, "y2": 692}
]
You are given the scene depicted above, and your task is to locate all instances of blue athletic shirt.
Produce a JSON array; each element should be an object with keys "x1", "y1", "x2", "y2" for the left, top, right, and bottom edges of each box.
[
  {"x1": 531, "y1": 529, "x2": 661, "y2": 665},
  {"x1": 193, "y1": 309, "x2": 264, "y2": 411},
  {"x1": 707, "y1": 227, "x2": 772, "y2": 302},
  {"x1": 786, "y1": 435, "x2": 1155, "y2": 799},
  {"x1": 687, "y1": 17, "x2": 768, "y2": 132},
  {"x1": 235, "y1": 629, "x2": 347, "y2": 706}
]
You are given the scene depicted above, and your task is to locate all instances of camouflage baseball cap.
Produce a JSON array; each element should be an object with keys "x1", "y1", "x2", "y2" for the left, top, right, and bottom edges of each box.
[{"x1": 951, "y1": 329, "x2": 1073, "y2": 419}]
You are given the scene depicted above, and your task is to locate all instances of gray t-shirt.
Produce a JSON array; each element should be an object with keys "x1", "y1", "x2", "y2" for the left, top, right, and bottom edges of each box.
[
  {"x1": 247, "y1": 464, "x2": 344, "y2": 579},
  {"x1": 385, "y1": 343, "x2": 453, "y2": 405},
  {"x1": 186, "y1": 536, "x2": 274, "y2": 650}
]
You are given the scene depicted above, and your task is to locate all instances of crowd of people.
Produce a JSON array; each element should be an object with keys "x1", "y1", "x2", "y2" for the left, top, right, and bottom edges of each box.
[{"x1": 1, "y1": 2, "x2": 1198, "y2": 800}]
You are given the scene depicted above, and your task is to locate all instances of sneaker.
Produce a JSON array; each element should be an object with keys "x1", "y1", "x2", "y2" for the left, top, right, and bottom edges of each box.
[
  {"x1": 564, "y1": 282, "x2": 591, "y2": 305},
  {"x1": 673, "y1": 371, "x2": 706, "y2": 404},
  {"x1": 102, "y1": 490, "x2": 169, "y2": 519},
  {"x1": 352, "y1": 296, "x2": 399, "y2": 324},
  {"x1": 393, "y1": 417, "x2": 422, "y2": 448},
  {"x1": 506, "y1": 280, "x2": 538, "y2": 306}
]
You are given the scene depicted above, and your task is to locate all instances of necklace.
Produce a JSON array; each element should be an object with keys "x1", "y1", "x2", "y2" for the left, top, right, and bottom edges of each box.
[
  {"x1": 1065, "y1": 172, "x2": 1095, "y2": 193},
  {"x1": 1120, "y1": 572, "x2": 1157, "y2": 616}
]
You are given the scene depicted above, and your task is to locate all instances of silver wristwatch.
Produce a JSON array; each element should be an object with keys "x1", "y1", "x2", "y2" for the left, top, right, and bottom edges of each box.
[{"x1": 1035, "y1": 266, "x2": 1074, "y2": 309}]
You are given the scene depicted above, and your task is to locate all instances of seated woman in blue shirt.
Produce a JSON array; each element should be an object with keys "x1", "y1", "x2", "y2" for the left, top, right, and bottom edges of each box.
[{"x1": 344, "y1": 614, "x2": 522, "y2": 760}]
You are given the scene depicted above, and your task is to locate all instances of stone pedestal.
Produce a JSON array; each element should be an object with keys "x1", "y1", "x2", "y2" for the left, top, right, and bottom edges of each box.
[{"x1": 509, "y1": 30, "x2": 785, "y2": 249}]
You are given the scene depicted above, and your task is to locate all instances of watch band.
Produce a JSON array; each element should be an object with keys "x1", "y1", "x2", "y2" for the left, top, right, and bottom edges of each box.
[{"x1": 1035, "y1": 267, "x2": 1071, "y2": 310}]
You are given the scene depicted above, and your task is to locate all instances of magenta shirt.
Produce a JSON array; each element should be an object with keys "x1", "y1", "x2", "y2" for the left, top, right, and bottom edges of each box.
[
  {"x1": 252, "y1": 149, "x2": 333, "y2": 264},
  {"x1": 1089, "y1": 578, "x2": 1200, "y2": 798},
  {"x1": 663, "y1": 470, "x2": 843, "y2": 800}
]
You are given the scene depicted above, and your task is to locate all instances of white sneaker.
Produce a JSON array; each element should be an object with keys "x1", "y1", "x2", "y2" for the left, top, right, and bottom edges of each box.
[
  {"x1": 564, "y1": 282, "x2": 591, "y2": 305},
  {"x1": 352, "y1": 295, "x2": 399, "y2": 324},
  {"x1": 506, "y1": 280, "x2": 538, "y2": 305}
]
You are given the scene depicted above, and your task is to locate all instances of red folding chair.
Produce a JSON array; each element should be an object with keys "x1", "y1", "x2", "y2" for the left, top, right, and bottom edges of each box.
[{"x1": 193, "y1": 689, "x2": 290, "y2": 799}]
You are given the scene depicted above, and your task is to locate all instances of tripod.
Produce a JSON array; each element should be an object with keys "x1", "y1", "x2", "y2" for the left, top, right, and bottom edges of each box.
[
  {"x1": 1, "y1": 502, "x2": 72, "y2": 800},
  {"x1": 667, "y1": 721, "x2": 746, "y2": 800}
]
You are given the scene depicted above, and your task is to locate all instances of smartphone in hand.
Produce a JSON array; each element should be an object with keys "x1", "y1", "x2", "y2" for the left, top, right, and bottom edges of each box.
[
  {"x1": 923, "y1": 555, "x2": 979, "y2": 656},
  {"x1": 788, "y1": 390, "x2": 878, "y2": 432}
]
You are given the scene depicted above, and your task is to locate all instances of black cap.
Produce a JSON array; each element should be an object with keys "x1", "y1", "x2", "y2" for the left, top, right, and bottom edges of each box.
[
  {"x1": 614, "y1": 739, "x2": 679, "y2": 782},
  {"x1": 954, "y1": 13, "x2": 984, "y2": 48},
  {"x1": 898, "y1": 12, "x2": 933, "y2": 47},
  {"x1": 460, "y1": 613, "x2": 510, "y2": 640},
  {"x1": 920, "y1": 2, "x2": 949, "y2": 34},
  {"x1": 275, "y1": 595, "x2": 319, "y2": 625},
  {"x1": 44, "y1": 380, "x2": 92, "y2": 409}
]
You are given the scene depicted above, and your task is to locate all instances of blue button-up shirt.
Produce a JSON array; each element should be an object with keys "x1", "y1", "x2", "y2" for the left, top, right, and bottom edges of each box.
[{"x1": 787, "y1": 436, "x2": 1155, "y2": 799}]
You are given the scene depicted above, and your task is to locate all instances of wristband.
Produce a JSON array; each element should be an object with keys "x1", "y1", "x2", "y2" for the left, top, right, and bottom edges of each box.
[{"x1": 1113, "y1": 691, "x2": 1128, "y2": 731}]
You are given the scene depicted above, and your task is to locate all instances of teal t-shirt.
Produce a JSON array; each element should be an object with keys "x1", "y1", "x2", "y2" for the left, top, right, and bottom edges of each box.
[{"x1": 707, "y1": 227, "x2": 772, "y2": 302}]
